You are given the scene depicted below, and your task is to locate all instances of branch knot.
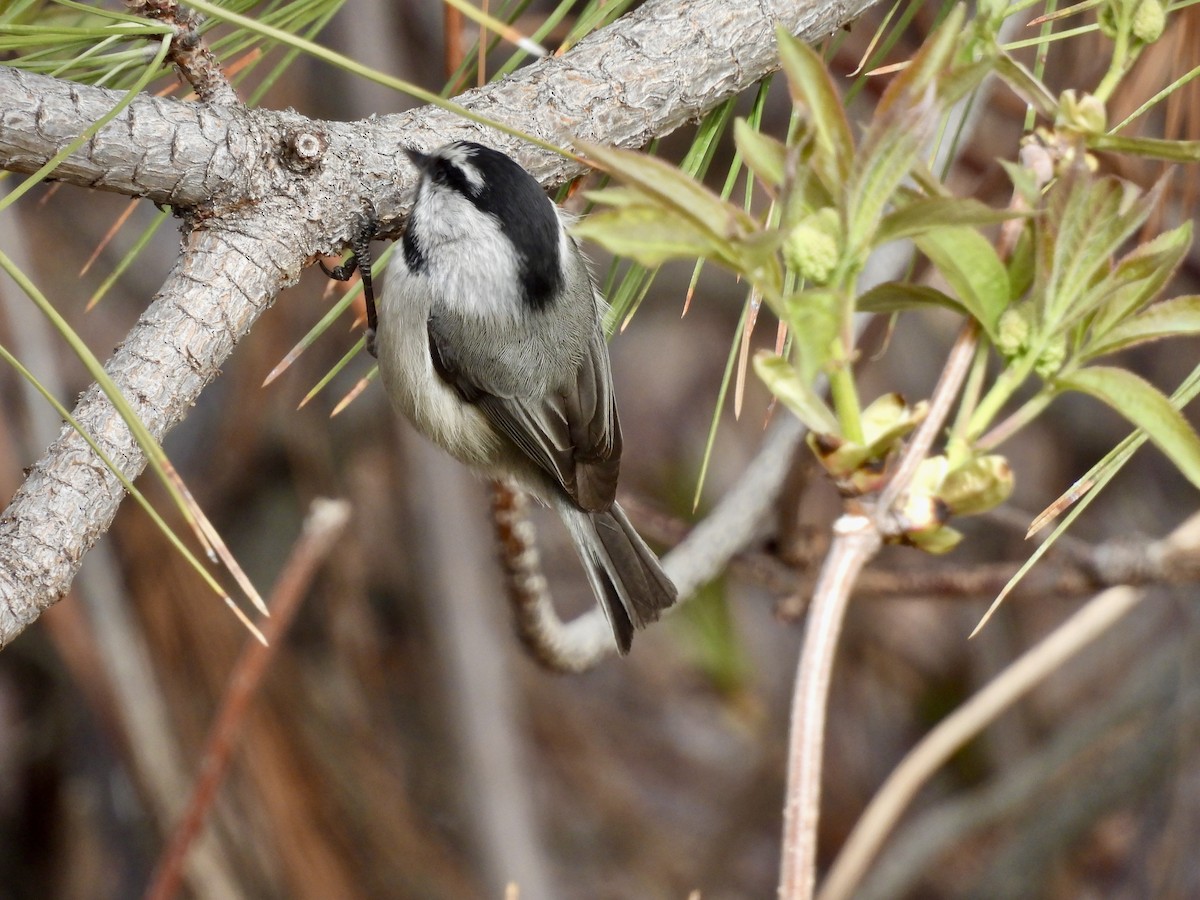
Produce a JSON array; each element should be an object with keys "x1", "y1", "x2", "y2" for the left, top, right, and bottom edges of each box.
[{"x1": 282, "y1": 127, "x2": 327, "y2": 173}]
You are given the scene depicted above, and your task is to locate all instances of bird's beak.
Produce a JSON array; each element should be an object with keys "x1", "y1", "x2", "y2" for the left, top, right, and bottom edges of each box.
[{"x1": 404, "y1": 147, "x2": 433, "y2": 171}]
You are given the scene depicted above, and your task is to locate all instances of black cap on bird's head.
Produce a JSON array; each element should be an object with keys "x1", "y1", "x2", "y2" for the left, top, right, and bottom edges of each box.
[{"x1": 403, "y1": 141, "x2": 564, "y2": 311}]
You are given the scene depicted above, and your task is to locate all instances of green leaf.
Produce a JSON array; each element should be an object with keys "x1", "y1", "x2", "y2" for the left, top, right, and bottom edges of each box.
[
  {"x1": 875, "y1": 3, "x2": 964, "y2": 117},
  {"x1": 1087, "y1": 220, "x2": 1192, "y2": 337},
  {"x1": 840, "y1": 8, "x2": 970, "y2": 259},
  {"x1": 582, "y1": 186, "x2": 660, "y2": 209},
  {"x1": 992, "y1": 51, "x2": 1059, "y2": 119},
  {"x1": 734, "y1": 231, "x2": 787, "y2": 302},
  {"x1": 1041, "y1": 175, "x2": 1123, "y2": 323},
  {"x1": 1059, "y1": 366, "x2": 1200, "y2": 490},
  {"x1": 857, "y1": 282, "x2": 966, "y2": 316},
  {"x1": 775, "y1": 26, "x2": 855, "y2": 189},
  {"x1": 571, "y1": 207, "x2": 721, "y2": 267},
  {"x1": 753, "y1": 351, "x2": 839, "y2": 435},
  {"x1": 1088, "y1": 133, "x2": 1200, "y2": 163},
  {"x1": 1007, "y1": 225, "x2": 1035, "y2": 302},
  {"x1": 1041, "y1": 175, "x2": 1166, "y2": 328},
  {"x1": 1085, "y1": 295, "x2": 1200, "y2": 359},
  {"x1": 733, "y1": 117, "x2": 786, "y2": 190},
  {"x1": 875, "y1": 197, "x2": 1024, "y2": 247},
  {"x1": 601, "y1": 95, "x2": 740, "y2": 328},
  {"x1": 981, "y1": 362, "x2": 1200, "y2": 633},
  {"x1": 914, "y1": 227, "x2": 1010, "y2": 335},
  {"x1": 844, "y1": 108, "x2": 929, "y2": 257},
  {"x1": 936, "y1": 57, "x2": 991, "y2": 107},
  {"x1": 781, "y1": 133, "x2": 836, "y2": 226},
  {"x1": 579, "y1": 142, "x2": 753, "y2": 240}
]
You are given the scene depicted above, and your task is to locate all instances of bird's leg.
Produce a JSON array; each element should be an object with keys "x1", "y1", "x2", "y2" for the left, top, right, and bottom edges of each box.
[{"x1": 320, "y1": 209, "x2": 380, "y2": 357}]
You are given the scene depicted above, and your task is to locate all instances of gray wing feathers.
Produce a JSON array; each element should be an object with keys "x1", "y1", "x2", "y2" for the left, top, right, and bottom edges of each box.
[
  {"x1": 427, "y1": 307, "x2": 621, "y2": 512},
  {"x1": 561, "y1": 328, "x2": 621, "y2": 509}
]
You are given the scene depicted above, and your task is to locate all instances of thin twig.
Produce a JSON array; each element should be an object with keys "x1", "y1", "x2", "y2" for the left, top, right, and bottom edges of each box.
[
  {"x1": 816, "y1": 585, "x2": 1144, "y2": 900},
  {"x1": 779, "y1": 11, "x2": 1041, "y2": 888},
  {"x1": 126, "y1": 0, "x2": 241, "y2": 107},
  {"x1": 143, "y1": 499, "x2": 351, "y2": 900},
  {"x1": 779, "y1": 513, "x2": 881, "y2": 900},
  {"x1": 781, "y1": 318, "x2": 982, "y2": 898}
]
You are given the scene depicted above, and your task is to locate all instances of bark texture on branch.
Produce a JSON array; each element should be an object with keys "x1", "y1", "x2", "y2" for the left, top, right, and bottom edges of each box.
[{"x1": 0, "y1": 0, "x2": 879, "y2": 645}]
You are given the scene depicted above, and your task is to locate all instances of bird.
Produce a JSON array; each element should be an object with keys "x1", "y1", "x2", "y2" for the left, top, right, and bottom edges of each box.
[{"x1": 371, "y1": 140, "x2": 677, "y2": 653}]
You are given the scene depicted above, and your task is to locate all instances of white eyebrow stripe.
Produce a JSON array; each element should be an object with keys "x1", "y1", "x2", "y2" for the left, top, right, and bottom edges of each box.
[{"x1": 438, "y1": 143, "x2": 485, "y2": 192}]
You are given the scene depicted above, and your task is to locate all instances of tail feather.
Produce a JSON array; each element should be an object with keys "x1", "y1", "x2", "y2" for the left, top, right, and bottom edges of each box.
[{"x1": 564, "y1": 502, "x2": 677, "y2": 654}]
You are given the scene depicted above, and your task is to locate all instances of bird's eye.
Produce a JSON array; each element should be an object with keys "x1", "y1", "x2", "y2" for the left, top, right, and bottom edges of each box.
[{"x1": 428, "y1": 160, "x2": 482, "y2": 200}]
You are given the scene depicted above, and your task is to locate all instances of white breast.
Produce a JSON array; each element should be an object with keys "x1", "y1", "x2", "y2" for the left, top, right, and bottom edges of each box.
[
  {"x1": 407, "y1": 180, "x2": 528, "y2": 325},
  {"x1": 375, "y1": 263, "x2": 500, "y2": 470}
]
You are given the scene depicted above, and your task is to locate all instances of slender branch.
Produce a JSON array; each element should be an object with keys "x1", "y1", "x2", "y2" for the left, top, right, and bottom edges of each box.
[
  {"x1": 877, "y1": 321, "x2": 979, "y2": 515},
  {"x1": 491, "y1": 481, "x2": 614, "y2": 673},
  {"x1": 976, "y1": 390, "x2": 1054, "y2": 451},
  {"x1": 637, "y1": 499, "x2": 1200, "y2": 606},
  {"x1": 781, "y1": 319, "x2": 983, "y2": 898},
  {"x1": 779, "y1": 513, "x2": 881, "y2": 900}
]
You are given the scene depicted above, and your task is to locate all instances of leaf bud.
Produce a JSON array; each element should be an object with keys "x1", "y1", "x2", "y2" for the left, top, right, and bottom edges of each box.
[
  {"x1": 1057, "y1": 90, "x2": 1107, "y2": 134},
  {"x1": 996, "y1": 307, "x2": 1031, "y2": 358},
  {"x1": 1034, "y1": 334, "x2": 1068, "y2": 379},
  {"x1": 940, "y1": 455, "x2": 1015, "y2": 516},
  {"x1": 1132, "y1": 0, "x2": 1166, "y2": 43},
  {"x1": 784, "y1": 208, "x2": 841, "y2": 285}
]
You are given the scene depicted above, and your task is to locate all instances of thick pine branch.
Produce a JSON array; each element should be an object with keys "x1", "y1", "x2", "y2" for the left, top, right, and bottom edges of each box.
[{"x1": 0, "y1": 0, "x2": 879, "y2": 644}]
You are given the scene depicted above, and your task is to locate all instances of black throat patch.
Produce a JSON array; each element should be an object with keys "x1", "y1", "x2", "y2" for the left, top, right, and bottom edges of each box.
[{"x1": 402, "y1": 224, "x2": 426, "y2": 273}]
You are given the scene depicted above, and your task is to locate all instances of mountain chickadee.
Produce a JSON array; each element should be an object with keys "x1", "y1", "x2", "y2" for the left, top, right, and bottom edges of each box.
[{"x1": 372, "y1": 141, "x2": 677, "y2": 653}]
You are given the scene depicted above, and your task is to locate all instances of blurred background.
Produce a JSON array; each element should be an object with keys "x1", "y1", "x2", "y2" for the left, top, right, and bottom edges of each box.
[{"x1": 1, "y1": 1, "x2": 1199, "y2": 897}]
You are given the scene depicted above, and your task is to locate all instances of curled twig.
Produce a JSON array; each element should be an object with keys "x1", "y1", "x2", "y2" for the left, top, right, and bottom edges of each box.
[
  {"x1": 490, "y1": 481, "x2": 612, "y2": 673},
  {"x1": 489, "y1": 416, "x2": 808, "y2": 672}
]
